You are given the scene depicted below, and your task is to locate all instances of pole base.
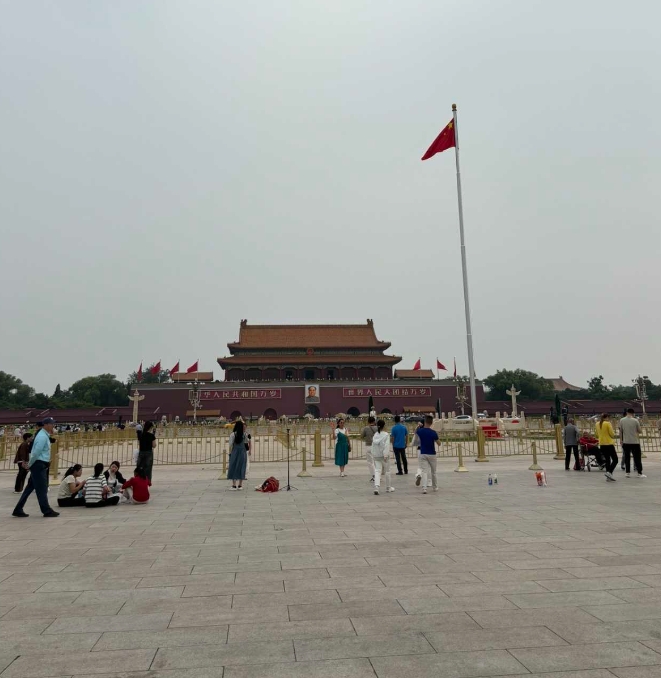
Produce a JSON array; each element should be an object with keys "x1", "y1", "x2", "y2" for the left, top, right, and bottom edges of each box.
[
  {"x1": 528, "y1": 463, "x2": 543, "y2": 470},
  {"x1": 49, "y1": 477, "x2": 60, "y2": 486},
  {"x1": 553, "y1": 454, "x2": 564, "y2": 460},
  {"x1": 218, "y1": 472, "x2": 227, "y2": 480},
  {"x1": 297, "y1": 470, "x2": 312, "y2": 477},
  {"x1": 454, "y1": 466, "x2": 469, "y2": 473},
  {"x1": 312, "y1": 462, "x2": 324, "y2": 467},
  {"x1": 474, "y1": 457, "x2": 489, "y2": 462}
]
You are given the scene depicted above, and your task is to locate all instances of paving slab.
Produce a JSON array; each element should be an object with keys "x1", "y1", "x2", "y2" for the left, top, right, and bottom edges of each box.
[
  {"x1": 509, "y1": 641, "x2": 661, "y2": 672},
  {"x1": 369, "y1": 649, "x2": 528, "y2": 678}
]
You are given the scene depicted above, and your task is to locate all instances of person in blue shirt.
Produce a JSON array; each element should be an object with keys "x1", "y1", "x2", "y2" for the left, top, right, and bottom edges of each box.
[
  {"x1": 390, "y1": 415, "x2": 409, "y2": 475},
  {"x1": 416, "y1": 415, "x2": 440, "y2": 494},
  {"x1": 12, "y1": 417, "x2": 60, "y2": 518}
]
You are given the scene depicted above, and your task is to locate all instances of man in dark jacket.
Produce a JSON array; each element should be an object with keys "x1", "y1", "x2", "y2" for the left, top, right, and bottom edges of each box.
[{"x1": 13, "y1": 432, "x2": 33, "y2": 493}]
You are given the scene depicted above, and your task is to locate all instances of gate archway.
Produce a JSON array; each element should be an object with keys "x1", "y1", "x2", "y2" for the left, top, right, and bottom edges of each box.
[{"x1": 263, "y1": 408, "x2": 277, "y2": 420}]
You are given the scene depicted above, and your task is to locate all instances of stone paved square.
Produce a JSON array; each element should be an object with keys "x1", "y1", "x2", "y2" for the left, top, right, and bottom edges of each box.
[{"x1": 2, "y1": 455, "x2": 661, "y2": 678}]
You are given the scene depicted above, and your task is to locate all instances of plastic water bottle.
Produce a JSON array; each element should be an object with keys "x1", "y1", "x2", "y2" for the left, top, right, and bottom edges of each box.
[
  {"x1": 493, "y1": 474, "x2": 498, "y2": 485},
  {"x1": 488, "y1": 473, "x2": 493, "y2": 486}
]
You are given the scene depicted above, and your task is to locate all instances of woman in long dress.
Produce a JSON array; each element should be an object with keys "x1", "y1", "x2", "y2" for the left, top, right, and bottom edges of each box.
[
  {"x1": 228, "y1": 420, "x2": 250, "y2": 490},
  {"x1": 332, "y1": 418, "x2": 350, "y2": 477}
]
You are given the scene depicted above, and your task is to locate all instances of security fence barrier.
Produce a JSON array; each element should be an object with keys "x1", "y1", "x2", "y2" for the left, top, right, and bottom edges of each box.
[{"x1": 1, "y1": 422, "x2": 659, "y2": 476}]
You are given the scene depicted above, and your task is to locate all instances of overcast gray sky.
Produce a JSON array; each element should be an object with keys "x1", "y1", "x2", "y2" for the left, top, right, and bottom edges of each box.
[{"x1": 1, "y1": 0, "x2": 660, "y2": 395}]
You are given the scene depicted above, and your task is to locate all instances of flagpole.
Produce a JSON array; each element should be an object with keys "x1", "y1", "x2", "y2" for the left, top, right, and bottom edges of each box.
[{"x1": 452, "y1": 104, "x2": 478, "y2": 416}]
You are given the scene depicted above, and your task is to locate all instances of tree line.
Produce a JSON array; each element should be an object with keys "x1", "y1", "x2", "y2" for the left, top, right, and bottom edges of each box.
[
  {"x1": 0, "y1": 363, "x2": 170, "y2": 409},
  {"x1": 1, "y1": 366, "x2": 657, "y2": 410},
  {"x1": 482, "y1": 369, "x2": 660, "y2": 402}
]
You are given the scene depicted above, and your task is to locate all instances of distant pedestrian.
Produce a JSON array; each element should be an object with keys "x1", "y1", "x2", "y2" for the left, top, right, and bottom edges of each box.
[
  {"x1": 12, "y1": 418, "x2": 59, "y2": 518},
  {"x1": 332, "y1": 418, "x2": 350, "y2": 477},
  {"x1": 137, "y1": 421, "x2": 156, "y2": 482},
  {"x1": 596, "y1": 413, "x2": 618, "y2": 482},
  {"x1": 416, "y1": 415, "x2": 440, "y2": 494},
  {"x1": 413, "y1": 422, "x2": 430, "y2": 488},
  {"x1": 57, "y1": 465, "x2": 87, "y2": 507},
  {"x1": 228, "y1": 420, "x2": 249, "y2": 490},
  {"x1": 361, "y1": 417, "x2": 377, "y2": 483},
  {"x1": 13, "y1": 432, "x2": 33, "y2": 493},
  {"x1": 371, "y1": 420, "x2": 394, "y2": 495},
  {"x1": 122, "y1": 467, "x2": 151, "y2": 504},
  {"x1": 620, "y1": 409, "x2": 646, "y2": 478},
  {"x1": 390, "y1": 415, "x2": 408, "y2": 475},
  {"x1": 563, "y1": 419, "x2": 581, "y2": 470}
]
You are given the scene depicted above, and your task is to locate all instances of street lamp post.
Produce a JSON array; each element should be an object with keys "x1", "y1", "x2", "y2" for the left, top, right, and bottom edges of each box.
[
  {"x1": 634, "y1": 375, "x2": 649, "y2": 420},
  {"x1": 187, "y1": 380, "x2": 205, "y2": 424}
]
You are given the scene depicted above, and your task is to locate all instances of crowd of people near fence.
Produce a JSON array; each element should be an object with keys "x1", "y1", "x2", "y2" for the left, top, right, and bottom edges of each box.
[
  {"x1": 7, "y1": 411, "x2": 661, "y2": 510},
  {"x1": 563, "y1": 409, "x2": 653, "y2": 481},
  {"x1": 10, "y1": 418, "x2": 153, "y2": 518}
]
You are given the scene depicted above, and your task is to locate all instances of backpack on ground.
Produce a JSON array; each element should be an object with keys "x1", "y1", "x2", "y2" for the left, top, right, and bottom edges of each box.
[{"x1": 256, "y1": 476, "x2": 279, "y2": 492}]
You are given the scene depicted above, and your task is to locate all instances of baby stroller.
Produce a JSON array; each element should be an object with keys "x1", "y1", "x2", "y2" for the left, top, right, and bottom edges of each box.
[{"x1": 579, "y1": 435, "x2": 604, "y2": 471}]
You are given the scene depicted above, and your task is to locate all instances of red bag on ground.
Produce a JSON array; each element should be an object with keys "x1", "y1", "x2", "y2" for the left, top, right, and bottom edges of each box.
[{"x1": 256, "y1": 477, "x2": 279, "y2": 492}]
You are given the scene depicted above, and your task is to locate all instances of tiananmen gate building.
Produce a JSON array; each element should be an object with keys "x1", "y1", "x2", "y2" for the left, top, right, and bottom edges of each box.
[{"x1": 136, "y1": 320, "x2": 483, "y2": 420}]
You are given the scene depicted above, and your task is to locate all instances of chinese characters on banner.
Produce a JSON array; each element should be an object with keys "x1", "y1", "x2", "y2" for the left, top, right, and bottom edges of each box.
[
  {"x1": 342, "y1": 387, "x2": 432, "y2": 398},
  {"x1": 198, "y1": 389, "x2": 282, "y2": 400}
]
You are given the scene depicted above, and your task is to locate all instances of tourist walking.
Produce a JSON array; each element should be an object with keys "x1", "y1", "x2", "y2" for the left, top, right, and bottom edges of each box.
[
  {"x1": 228, "y1": 420, "x2": 250, "y2": 489},
  {"x1": 413, "y1": 422, "x2": 429, "y2": 488},
  {"x1": 620, "y1": 409, "x2": 646, "y2": 478},
  {"x1": 563, "y1": 419, "x2": 581, "y2": 470},
  {"x1": 137, "y1": 421, "x2": 156, "y2": 482},
  {"x1": 416, "y1": 415, "x2": 440, "y2": 494},
  {"x1": 390, "y1": 415, "x2": 408, "y2": 475},
  {"x1": 57, "y1": 465, "x2": 87, "y2": 507},
  {"x1": 84, "y1": 463, "x2": 120, "y2": 507},
  {"x1": 596, "y1": 413, "x2": 618, "y2": 481},
  {"x1": 13, "y1": 432, "x2": 33, "y2": 493},
  {"x1": 332, "y1": 418, "x2": 350, "y2": 477},
  {"x1": 122, "y1": 467, "x2": 151, "y2": 504},
  {"x1": 372, "y1": 420, "x2": 394, "y2": 495},
  {"x1": 361, "y1": 416, "x2": 377, "y2": 482},
  {"x1": 12, "y1": 418, "x2": 59, "y2": 518}
]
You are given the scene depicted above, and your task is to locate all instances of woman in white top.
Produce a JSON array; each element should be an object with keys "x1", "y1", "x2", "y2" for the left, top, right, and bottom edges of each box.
[
  {"x1": 371, "y1": 420, "x2": 395, "y2": 495},
  {"x1": 57, "y1": 465, "x2": 87, "y2": 507}
]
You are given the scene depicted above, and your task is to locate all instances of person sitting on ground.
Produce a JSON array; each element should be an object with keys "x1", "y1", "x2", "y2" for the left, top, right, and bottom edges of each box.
[
  {"x1": 83, "y1": 463, "x2": 120, "y2": 507},
  {"x1": 57, "y1": 465, "x2": 87, "y2": 507},
  {"x1": 104, "y1": 461, "x2": 126, "y2": 495},
  {"x1": 121, "y1": 466, "x2": 151, "y2": 504}
]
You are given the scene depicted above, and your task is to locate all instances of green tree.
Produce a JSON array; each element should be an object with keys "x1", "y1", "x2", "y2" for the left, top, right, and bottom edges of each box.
[
  {"x1": 127, "y1": 363, "x2": 171, "y2": 385},
  {"x1": 0, "y1": 371, "x2": 36, "y2": 408},
  {"x1": 483, "y1": 369, "x2": 555, "y2": 401},
  {"x1": 587, "y1": 375, "x2": 608, "y2": 398},
  {"x1": 67, "y1": 374, "x2": 129, "y2": 407}
]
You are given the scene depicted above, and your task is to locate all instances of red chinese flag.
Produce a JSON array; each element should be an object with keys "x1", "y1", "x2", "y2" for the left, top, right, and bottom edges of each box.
[
  {"x1": 421, "y1": 120, "x2": 455, "y2": 160},
  {"x1": 169, "y1": 361, "x2": 180, "y2": 376},
  {"x1": 150, "y1": 361, "x2": 161, "y2": 375},
  {"x1": 413, "y1": 358, "x2": 421, "y2": 370},
  {"x1": 186, "y1": 360, "x2": 199, "y2": 374},
  {"x1": 437, "y1": 359, "x2": 447, "y2": 371},
  {"x1": 137, "y1": 362, "x2": 143, "y2": 382}
]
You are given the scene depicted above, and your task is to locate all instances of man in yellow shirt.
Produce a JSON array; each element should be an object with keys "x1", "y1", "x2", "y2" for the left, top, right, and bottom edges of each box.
[{"x1": 596, "y1": 413, "x2": 618, "y2": 481}]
